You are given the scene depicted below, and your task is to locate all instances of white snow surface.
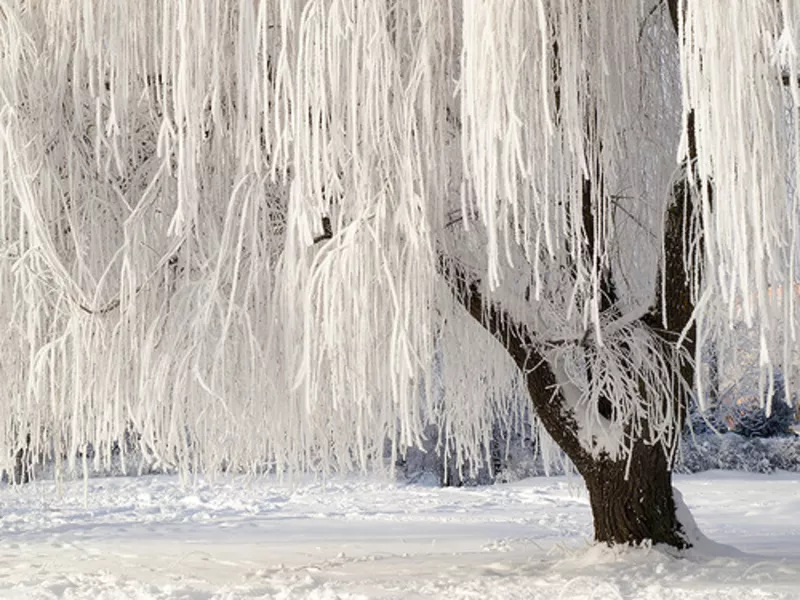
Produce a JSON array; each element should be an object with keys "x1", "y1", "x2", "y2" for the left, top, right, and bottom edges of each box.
[{"x1": 1, "y1": 472, "x2": 800, "y2": 599}]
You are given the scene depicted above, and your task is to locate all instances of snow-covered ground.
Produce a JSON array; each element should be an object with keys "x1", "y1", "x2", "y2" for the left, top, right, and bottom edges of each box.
[{"x1": 1, "y1": 471, "x2": 800, "y2": 599}]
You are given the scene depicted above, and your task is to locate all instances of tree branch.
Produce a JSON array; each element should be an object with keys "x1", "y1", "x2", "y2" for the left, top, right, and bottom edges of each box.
[
  {"x1": 312, "y1": 216, "x2": 333, "y2": 244},
  {"x1": 438, "y1": 257, "x2": 592, "y2": 469}
]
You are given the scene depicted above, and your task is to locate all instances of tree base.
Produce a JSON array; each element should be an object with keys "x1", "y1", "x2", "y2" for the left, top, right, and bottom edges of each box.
[{"x1": 581, "y1": 442, "x2": 687, "y2": 549}]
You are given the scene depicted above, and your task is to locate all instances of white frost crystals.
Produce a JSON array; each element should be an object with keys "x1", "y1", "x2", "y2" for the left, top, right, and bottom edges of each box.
[{"x1": 0, "y1": 1, "x2": 798, "y2": 477}]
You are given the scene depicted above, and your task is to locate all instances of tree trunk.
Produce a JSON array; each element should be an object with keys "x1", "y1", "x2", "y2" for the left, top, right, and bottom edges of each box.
[
  {"x1": 580, "y1": 441, "x2": 686, "y2": 548},
  {"x1": 442, "y1": 259, "x2": 690, "y2": 548},
  {"x1": 521, "y1": 355, "x2": 688, "y2": 548},
  {"x1": 13, "y1": 445, "x2": 31, "y2": 484}
]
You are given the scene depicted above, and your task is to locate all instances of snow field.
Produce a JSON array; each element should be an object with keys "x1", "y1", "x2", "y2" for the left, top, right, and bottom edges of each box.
[{"x1": 1, "y1": 472, "x2": 799, "y2": 599}]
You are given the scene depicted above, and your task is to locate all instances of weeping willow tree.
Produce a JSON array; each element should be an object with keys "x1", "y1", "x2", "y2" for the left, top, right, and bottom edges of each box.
[{"x1": 1, "y1": 0, "x2": 799, "y2": 547}]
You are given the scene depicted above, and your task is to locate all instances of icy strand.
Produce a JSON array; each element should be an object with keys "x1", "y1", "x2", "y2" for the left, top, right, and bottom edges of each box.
[{"x1": 678, "y1": 0, "x2": 800, "y2": 411}]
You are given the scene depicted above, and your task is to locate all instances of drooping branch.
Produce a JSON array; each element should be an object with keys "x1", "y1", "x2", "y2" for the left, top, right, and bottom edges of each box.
[
  {"x1": 667, "y1": 0, "x2": 797, "y2": 96},
  {"x1": 77, "y1": 242, "x2": 185, "y2": 315}
]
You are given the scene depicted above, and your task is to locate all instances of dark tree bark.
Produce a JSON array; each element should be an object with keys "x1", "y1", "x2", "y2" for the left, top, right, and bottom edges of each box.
[{"x1": 582, "y1": 440, "x2": 685, "y2": 547}]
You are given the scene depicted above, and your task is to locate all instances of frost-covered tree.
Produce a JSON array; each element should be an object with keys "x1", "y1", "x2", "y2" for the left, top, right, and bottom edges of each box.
[{"x1": 1, "y1": 1, "x2": 799, "y2": 548}]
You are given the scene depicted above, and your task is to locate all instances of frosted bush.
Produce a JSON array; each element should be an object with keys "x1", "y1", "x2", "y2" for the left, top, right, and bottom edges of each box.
[{"x1": 678, "y1": 432, "x2": 800, "y2": 474}]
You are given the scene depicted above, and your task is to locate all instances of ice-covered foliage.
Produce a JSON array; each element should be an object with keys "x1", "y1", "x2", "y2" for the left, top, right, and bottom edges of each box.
[{"x1": 0, "y1": 1, "x2": 798, "y2": 477}]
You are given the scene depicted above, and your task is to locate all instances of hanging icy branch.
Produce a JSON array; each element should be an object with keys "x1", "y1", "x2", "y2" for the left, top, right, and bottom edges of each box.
[
  {"x1": 0, "y1": 0, "x2": 796, "y2": 484},
  {"x1": 676, "y1": 0, "x2": 799, "y2": 335}
]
